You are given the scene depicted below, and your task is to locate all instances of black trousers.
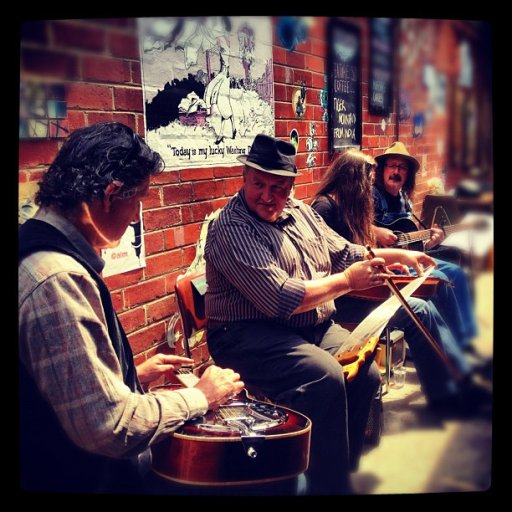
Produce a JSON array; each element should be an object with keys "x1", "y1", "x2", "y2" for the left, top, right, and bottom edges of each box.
[{"x1": 207, "y1": 319, "x2": 381, "y2": 495}]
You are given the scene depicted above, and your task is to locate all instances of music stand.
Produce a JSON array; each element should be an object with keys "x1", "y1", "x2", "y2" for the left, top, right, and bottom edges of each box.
[{"x1": 421, "y1": 194, "x2": 462, "y2": 227}]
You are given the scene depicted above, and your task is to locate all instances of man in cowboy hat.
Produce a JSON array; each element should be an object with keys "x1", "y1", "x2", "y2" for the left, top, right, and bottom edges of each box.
[
  {"x1": 372, "y1": 141, "x2": 480, "y2": 355},
  {"x1": 204, "y1": 134, "x2": 446, "y2": 495}
]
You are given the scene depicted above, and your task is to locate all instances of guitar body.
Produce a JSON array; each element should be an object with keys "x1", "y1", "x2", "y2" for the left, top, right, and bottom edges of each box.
[
  {"x1": 347, "y1": 276, "x2": 441, "y2": 301},
  {"x1": 151, "y1": 388, "x2": 311, "y2": 486},
  {"x1": 376, "y1": 217, "x2": 424, "y2": 251}
]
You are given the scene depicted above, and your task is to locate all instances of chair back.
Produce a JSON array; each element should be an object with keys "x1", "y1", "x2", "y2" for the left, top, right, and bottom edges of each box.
[{"x1": 175, "y1": 271, "x2": 207, "y2": 358}]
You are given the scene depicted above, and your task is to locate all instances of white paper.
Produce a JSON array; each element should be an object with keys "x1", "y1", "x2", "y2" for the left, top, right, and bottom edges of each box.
[
  {"x1": 340, "y1": 266, "x2": 435, "y2": 353},
  {"x1": 440, "y1": 212, "x2": 493, "y2": 258},
  {"x1": 101, "y1": 203, "x2": 146, "y2": 278}
]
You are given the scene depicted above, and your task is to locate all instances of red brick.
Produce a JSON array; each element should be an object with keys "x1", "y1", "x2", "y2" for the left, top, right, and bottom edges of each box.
[
  {"x1": 183, "y1": 246, "x2": 196, "y2": 266},
  {"x1": 162, "y1": 183, "x2": 193, "y2": 206},
  {"x1": 111, "y1": 290, "x2": 124, "y2": 311},
  {"x1": 67, "y1": 110, "x2": 86, "y2": 132},
  {"x1": 86, "y1": 112, "x2": 136, "y2": 131},
  {"x1": 151, "y1": 170, "x2": 180, "y2": 185},
  {"x1": 114, "y1": 87, "x2": 143, "y2": 112},
  {"x1": 21, "y1": 48, "x2": 78, "y2": 80},
  {"x1": 118, "y1": 307, "x2": 146, "y2": 334},
  {"x1": 310, "y1": 17, "x2": 327, "y2": 39},
  {"x1": 165, "y1": 270, "x2": 185, "y2": 293},
  {"x1": 104, "y1": 268, "x2": 143, "y2": 291},
  {"x1": 181, "y1": 168, "x2": 214, "y2": 181},
  {"x1": 295, "y1": 38, "x2": 313, "y2": 54},
  {"x1": 145, "y1": 250, "x2": 183, "y2": 278},
  {"x1": 295, "y1": 168, "x2": 313, "y2": 184},
  {"x1": 224, "y1": 177, "x2": 243, "y2": 196},
  {"x1": 311, "y1": 38, "x2": 326, "y2": 57},
  {"x1": 183, "y1": 223, "x2": 202, "y2": 245},
  {"x1": 273, "y1": 64, "x2": 291, "y2": 84},
  {"x1": 147, "y1": 296, "x2": 176, "y2": 323},
  {"x1": 164, "y1": 228, "x2": 177, "y2": 250},
  {"x1": 21, "y1": 21, "x2": 48, "y2": 44},
  {"x1": 19, "y1": 139, "x2": 59, "y2": 168},
  {"x1": 144, "y1": 231, "x2": 164, "y2": 255},
  {"x1": 142, "y1": 187, "x2": 161, "y2": 209},
  {"x1": 144, "y1": 207, "x2": 182, "y2": 231},
  {"x1": 181, "y1": 200, "x2": 218, "y2": 225},
  {"x1": 274, "y1": 83, "x2": 288, "y2": 102},
  {"x1": 292, "y1": 70, "x2": 312, "y2": 88},
  {"x1": 275, "y1": 120, "x2": 289, "y2": 138},
  {"x1": 213, "y1": 166, "x2": 243, "y2": 178},
  {"x1": 306, "y1": 55, "x2": 324, "y2": 74},
  {"x1": 135, "y1": 114, "x2": 145, "y2": 136},
  {"x1": 128, "y1": 322, "x2": 166, "y2": 354},
  {"x1": 193, "y1": 180, "x2": 224, "y2": 201},
  {"x1": 52, "y1": 21, "x2": 105, "y2": 52},
  {"x1": 274, "y1": 101, "x2": 293, "y2": 119},
  {"x1": 125, "y1": 276, "x2": 166, "y2": 308},
  {"x1": 294, "y1": 184, "x2": 307, "y2": 199},
  {"x1": 131, "y1": 61, "x2": 142, "y2": 85},
  {"x1": 273, "y1": 46, "x2": 287, "y2": 65},
  {"x1": 286, "y1": 52, "x2": 306, "y2": 69},
  {"x1": 311, "y1": 72, "x2": 327, "y2": 89},
  {"x1": 67, "y1": 83, "x2": 113, "y2": 110},
  {"x1": 212, "y1": 198, "x2": 229, "y2": 210},
  {"x1": 109, "y1": 32, "x2": 139, "y2": 60},
  {"x1": 82, "y1": 56, "x2": 131, "y2": 84},
  {"x1": 363, "y1": 124, "x2": 376, "y2": 135}
]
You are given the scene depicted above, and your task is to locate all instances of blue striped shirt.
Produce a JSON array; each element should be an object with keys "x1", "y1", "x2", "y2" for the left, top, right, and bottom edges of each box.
[{"x1": 205, "y1": 190, "x2": 366, "y2": 328}]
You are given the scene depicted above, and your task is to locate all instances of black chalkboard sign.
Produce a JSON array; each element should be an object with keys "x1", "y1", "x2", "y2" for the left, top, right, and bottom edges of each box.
[
  {"x1": 327, "y1": 18, "x2": 361, "y2": 151},
  {"x1": 369, "y1": 18, "x2": 394, "y2": 116}
]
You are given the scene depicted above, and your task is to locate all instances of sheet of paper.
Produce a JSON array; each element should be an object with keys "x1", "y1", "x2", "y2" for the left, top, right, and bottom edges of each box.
[
  {"x1": 440, "y1": 212, "x2": 493, "y2": 258},
  {"x1": 341, "y1": 266, "x2": 435, "y2": 352}
]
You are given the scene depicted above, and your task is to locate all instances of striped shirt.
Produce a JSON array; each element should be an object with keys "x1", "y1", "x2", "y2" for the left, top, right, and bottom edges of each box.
[
  {"x1": 205, "y1": 190, "x2": 366, "y2": 328},
  {"x1": 19, "y1": 208, "x2": 208, "y2": 459}
]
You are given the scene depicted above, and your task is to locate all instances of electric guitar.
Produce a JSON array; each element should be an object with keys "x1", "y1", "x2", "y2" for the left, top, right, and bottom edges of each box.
[
  {"x1": 376, "y1": 217, "x2": 487, "y2": 251},
  {"x1": 150, "y1": 372, "x2": 311, "y2": 486}
]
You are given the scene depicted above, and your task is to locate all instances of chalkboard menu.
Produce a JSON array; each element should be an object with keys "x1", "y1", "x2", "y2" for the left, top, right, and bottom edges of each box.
[
  {"x1": 369, "y1": 18, "x2": 394, "y2": 116},
  {"x1": 327, "y1": 19, "x2": 361, "y2": 151}
]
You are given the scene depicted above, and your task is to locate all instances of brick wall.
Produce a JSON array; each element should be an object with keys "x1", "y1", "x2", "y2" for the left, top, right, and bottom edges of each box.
[{"x1": 19, "y1": 17, "x2": 479, "y2": 368}]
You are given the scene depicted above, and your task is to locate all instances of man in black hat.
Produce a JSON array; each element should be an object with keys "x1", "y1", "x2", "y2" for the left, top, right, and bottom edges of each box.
[{"x1": 204, "y1": 134, "x2": 439, "y2": 495}]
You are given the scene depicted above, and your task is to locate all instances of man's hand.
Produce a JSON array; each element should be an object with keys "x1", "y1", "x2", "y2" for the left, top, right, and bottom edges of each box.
[
  {"x1": 344, "y1": 258, "x2": 391, "y2": 290},
  {"x1": 398, "y1": 250, "x2": 436, "y2": 276},
  {"x1": 373, "y1": 225, "x2": 398, "y2": 247},
  {"x1": 424, "y1": 224, "x2": 445, "y2": 250},
  {"x1": 137, "y1": 354, "x2": 194, "y2": 385},
  {"x1": 194, "y1": 365, "x2": 245, "y2": 410}
]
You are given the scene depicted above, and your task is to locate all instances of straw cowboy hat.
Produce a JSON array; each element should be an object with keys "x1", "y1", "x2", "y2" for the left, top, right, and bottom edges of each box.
[
  {"x1": 375, "y1": 141, "x2": 420, "y2": 173},
  {"x1": 237, "y1": 134, "x2": 298, "y2": 177}
]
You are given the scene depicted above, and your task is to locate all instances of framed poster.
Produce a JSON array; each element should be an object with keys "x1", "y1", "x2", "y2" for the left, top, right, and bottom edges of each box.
[
  {"x1": 327, "y1": 18, "x2": 361, "y2": 152},
  {"x1": 139, "y1": 16, "x2": 274, "y2": 170},
  {"x1": 369, "y1": 18, "x2": 394, "y2": 116}
]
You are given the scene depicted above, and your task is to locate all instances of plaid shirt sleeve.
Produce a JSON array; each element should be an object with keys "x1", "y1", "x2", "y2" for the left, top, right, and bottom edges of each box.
[{"x1": 19, "y1": 254, "x2": 208, "y2": 459}]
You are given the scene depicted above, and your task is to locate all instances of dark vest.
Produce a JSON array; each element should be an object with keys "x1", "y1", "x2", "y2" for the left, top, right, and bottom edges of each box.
[{"x1": 19, "y1": 219, "x2": 143, "y2": 493}]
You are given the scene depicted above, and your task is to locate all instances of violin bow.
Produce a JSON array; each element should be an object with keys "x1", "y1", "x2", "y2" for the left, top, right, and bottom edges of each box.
[{"x1": 366, "y1": 246, "x2": 463, "y2": 382}]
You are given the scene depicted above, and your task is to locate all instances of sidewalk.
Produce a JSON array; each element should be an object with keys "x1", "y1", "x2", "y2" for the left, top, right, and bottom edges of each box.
[{"x1": 351, "y1": 271, "x2": 493, "y2": 494}]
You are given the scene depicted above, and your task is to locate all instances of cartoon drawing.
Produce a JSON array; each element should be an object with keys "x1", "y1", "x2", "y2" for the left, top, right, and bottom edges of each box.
[{"x1": 139, "y1": 16, "x2": 274, "y2": 168}]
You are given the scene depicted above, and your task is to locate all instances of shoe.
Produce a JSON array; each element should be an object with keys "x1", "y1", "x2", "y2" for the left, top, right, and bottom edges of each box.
[{"x1": 428, "y1": 375, "x2": 492, "y2": 418}]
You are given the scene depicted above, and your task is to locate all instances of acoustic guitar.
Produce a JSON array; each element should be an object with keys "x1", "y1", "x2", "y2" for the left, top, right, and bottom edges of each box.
[
  {"x1": 150, "y1": 375, "x2": 311, "y2": 486},
  {"x1": 376, "y1": 217, "x2": 486, "y2": 251}
]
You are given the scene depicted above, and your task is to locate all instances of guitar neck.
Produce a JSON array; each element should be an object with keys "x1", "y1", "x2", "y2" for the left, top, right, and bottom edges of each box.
[{"x1": 395, "y1": 222, "x2": 472, "y2": 247}]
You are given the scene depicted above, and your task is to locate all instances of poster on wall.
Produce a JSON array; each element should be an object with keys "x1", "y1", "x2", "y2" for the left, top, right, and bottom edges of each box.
[
  {"x1": 327, "y1": 18, "x2": 361, "y2": 152},
  {"x1": 139, "y1": 16, "x2": 274, "y2": 170},
  {"x1": 101, "y1": 203, "x2": 146, "y2": 278},
  {"x1": 369, "y1": 18, "x2": 394, "y2": 116}
]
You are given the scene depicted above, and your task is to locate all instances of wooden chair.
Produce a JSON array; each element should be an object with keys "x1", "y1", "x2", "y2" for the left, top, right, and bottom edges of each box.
[{"x1": 173, "y1": 270, "x2": 214, "y2": 382}]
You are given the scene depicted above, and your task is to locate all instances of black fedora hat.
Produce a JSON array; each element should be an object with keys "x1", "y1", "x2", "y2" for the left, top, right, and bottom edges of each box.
[{"x1": 237, "y1": 134, "x2": 298, "y2": 177}]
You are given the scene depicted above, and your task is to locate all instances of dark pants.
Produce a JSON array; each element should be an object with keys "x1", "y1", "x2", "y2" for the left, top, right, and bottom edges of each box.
[{"x1": 207, "y1": 319, "x2": 381, "y2": 495}]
